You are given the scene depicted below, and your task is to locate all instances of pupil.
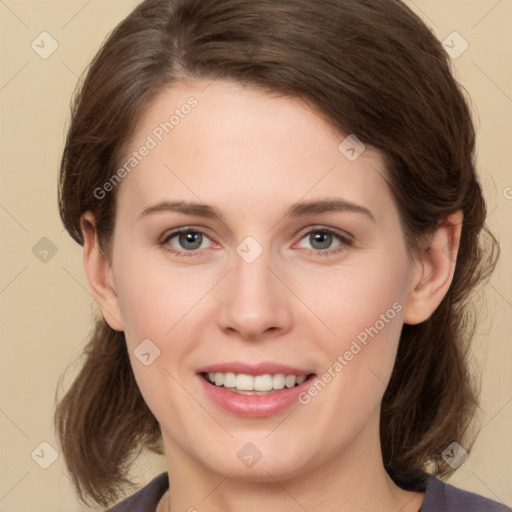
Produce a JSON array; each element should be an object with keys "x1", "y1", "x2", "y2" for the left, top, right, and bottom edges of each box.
[
  {"x1": 312, "y1": 231, "x2": 331, "y2": 249},
  {"x1": 179, "y1": 231, "x2": 202, "y2": 250}
]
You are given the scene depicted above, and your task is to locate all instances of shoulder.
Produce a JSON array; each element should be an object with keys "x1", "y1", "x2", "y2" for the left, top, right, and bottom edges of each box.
[
  {"x1": 107, "y1": 473, "x2": 169, "y2": 512},
  {"x1": 105, "y1": 472, "x2": 511, "y2": 512},
  {"x1": 422, "y1": 477, "x2": 511, "y2": 512}
]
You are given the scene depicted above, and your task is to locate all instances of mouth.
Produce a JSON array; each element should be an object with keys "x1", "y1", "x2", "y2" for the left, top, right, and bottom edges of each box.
[
  {"x1": 196, "y1": 362, "x2": 318, "y2": 416},
  {"x1": 200, "y1": 371, "x2": 316, "y2": 395}
]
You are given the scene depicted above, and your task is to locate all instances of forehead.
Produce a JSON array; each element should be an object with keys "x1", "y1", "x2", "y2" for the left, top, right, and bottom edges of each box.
[{"x1": 115, "y1": 79, "x2": 394, "y2": 223}]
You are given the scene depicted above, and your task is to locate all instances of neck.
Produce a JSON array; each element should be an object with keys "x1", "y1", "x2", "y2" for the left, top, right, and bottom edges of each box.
[{"x1": 160, "y1": 413, "x2": 424, "y2": 512}]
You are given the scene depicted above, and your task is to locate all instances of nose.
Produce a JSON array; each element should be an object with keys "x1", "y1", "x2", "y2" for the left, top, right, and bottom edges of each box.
[{"x1": 217, "y1": 249, "x2": 293, "y2": 342}]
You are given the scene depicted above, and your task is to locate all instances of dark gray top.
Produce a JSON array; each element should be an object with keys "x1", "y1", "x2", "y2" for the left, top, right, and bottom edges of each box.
[{"x1": 109, "y1": 472, "x2": 511, "y2": 511}]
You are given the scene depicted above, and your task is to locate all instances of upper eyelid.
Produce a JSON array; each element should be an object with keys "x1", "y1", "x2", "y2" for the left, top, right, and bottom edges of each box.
[{"x1": 297, "y1": 225, "x2": 353, "y2": 240}]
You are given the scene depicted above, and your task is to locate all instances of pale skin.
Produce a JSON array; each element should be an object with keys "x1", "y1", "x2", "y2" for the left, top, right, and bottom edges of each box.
[{"x1": 81, "y1": 79, "x2": 463, "y2": 512}]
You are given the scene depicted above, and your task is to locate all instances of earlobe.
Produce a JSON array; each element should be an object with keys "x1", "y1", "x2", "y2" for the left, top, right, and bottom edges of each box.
[
  {"x1": 403, "y1": 210, "x2": 463, "y2": 325},
  {"x1": 81, "y1": 212, "x2": 124, "y2": 332}
]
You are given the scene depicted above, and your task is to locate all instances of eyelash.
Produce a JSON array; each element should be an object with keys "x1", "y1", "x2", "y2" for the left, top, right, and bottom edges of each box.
[{"x1": 160, "y1": 226, "x2": 353, "y2": 258}]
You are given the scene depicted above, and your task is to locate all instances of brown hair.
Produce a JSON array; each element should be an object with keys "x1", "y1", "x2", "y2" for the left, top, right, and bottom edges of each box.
[{"x1": 56, "y1": 0, "x2": 499, "y2": 506}]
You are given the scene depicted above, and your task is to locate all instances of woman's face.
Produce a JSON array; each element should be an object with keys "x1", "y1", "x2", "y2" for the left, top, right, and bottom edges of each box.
[{"x1": 106, "y1": 79, "x2": 420, "y2": 481}]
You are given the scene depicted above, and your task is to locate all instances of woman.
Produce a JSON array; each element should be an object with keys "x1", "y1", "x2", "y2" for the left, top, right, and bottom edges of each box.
[{"x1": 55, "y1": 0, "x2": 509, "y2": 511}]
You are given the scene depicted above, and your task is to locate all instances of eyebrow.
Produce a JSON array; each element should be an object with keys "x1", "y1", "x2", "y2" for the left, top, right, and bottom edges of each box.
[
  {"x1": 287, "y1": 199, "x2": 374, "y2": 222},
  {"x1": 137, "y1": 201, "x2": 225, "y2": 221},
  {"x1": 137, "y1": 198, "x2": 375, "y2": 222}
]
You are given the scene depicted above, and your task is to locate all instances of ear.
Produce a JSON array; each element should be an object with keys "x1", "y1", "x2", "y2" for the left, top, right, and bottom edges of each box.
[
  {"x1": 81, "y1": 212, "x2": 124, "y2": 331},
  {"x1": 403, "y1": 210, "x2": 463, "y2": 325}
]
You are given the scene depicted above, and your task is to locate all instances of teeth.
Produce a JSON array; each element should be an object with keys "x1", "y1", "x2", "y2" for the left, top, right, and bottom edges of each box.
[
  {"x1": 204, "y1": 371, "x2": 310, "y2": 392},
  {"x1": 272, "y1": 373, "x2": 285, "y2": 390},
  {"x1": 223, "y1": 372, "x2": 236, "y2": 388},
  {"x1": 236, "y1": 373, "x2": 254, "y2": 391},
  {"x1": 254, "y1": 374, "x2": 273, "y2": 391},
  {"x1": 214, "y1": 372, "x2": 224, "y2": 386},
  {"x1": 285, "y1": 375, "x2": 296, "y2": 388}
]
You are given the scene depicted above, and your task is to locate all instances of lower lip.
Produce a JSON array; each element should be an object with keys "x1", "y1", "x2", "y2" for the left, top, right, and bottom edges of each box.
[{"x1": 198, "y1": 374, "x2": 316, "y2": 417}]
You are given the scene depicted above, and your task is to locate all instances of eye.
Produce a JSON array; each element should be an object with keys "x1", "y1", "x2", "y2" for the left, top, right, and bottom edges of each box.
[
  {"x1": 295, "y1": 227, "x2": 352, "y2": 255},
  {"x1": 160, "y1": 226, "x2": 352, "y2": 258},
  {"x1": 161, "y1": 228, "x2": 212, "y2": 257}
]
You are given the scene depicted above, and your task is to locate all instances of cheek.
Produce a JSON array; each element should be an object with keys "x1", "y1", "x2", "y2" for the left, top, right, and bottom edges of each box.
[
  {"x1": 312, "y1": 252, "x2": 409, "y2": 347},
  {"x1": 112, "y1": 247, "x2": 207, "y2": 346},
  {"x1": 303, "y1": 250, "x2": 409, "y2": 406},
  {"x1": 111, "y1": 250, "x2": 202, "y2": 428}
]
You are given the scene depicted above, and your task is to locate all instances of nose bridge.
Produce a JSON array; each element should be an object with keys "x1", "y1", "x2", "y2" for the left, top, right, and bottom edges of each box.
[
  {"x1": 217, "y1": 241, "x2": 292, "y2": 339},
  {"x1": 233, "y1": 246, "x2": 274, "y2": 296}
]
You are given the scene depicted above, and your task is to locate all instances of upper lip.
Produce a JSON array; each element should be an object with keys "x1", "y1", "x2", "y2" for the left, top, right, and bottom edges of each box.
[{"x1": 197, "y1": 361, "x2": 315, "y2": 376}]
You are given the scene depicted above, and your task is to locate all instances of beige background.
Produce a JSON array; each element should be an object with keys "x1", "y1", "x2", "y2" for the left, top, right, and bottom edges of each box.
[{"x1": 0, "y1": 1, "x2": 511, "y2": 510}]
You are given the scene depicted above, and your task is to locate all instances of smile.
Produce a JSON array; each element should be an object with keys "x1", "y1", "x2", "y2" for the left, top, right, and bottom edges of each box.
[
  {"x1": 197, "y1": 364, "x2": 318, "y2": 417},
  {"x1": 202, "y1": 372, "x2": 312, "y2": 394}
]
